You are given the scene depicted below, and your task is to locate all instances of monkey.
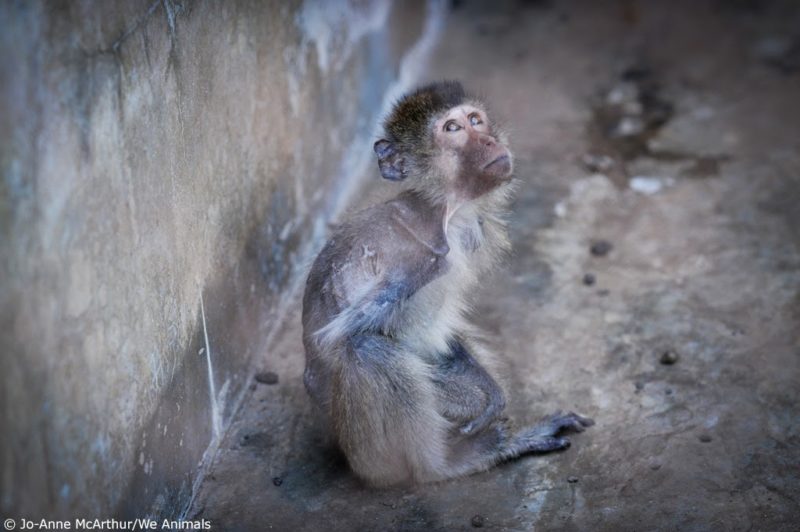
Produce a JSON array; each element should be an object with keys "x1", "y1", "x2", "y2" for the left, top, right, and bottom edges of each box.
[{"x1": 301, "y1": 81, "x2": 593, "y2": 486}]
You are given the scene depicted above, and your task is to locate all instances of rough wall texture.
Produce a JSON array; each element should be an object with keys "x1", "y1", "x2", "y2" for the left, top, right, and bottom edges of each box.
[{"x1": 0, "y1": 0, "x2": 433, "y2": 519}]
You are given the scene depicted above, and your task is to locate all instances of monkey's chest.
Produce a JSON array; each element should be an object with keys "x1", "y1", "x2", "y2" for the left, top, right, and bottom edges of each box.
[{"x1": 396, "y1": 224, "x2": 483, "y2": 355}]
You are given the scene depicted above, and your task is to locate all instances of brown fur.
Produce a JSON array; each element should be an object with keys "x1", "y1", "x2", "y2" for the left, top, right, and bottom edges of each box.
[{"x1": 384, "y1": 80, "x2": 467, "y2": 151}]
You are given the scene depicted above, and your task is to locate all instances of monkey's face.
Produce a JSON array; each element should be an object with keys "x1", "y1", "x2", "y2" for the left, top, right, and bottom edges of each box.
[
  {"x1": 431, "y1": 104, "x2": 513, "y2": 202},
  {"x1": 374, "y1": 84, "x2": 513, "y2": 204}
]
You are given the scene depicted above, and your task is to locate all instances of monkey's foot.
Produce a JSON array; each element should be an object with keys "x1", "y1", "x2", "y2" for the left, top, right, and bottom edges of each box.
[{"x1": 514, "y1": 411, "x2": 594, "y2": 454}]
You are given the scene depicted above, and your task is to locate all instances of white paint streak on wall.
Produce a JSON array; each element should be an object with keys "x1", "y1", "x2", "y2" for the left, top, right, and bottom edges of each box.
[
  {"x1": 199, "y1": 294, "x2": 221, "y2": 439},
  {"x1": 298, "y1": 0, "x2": 392, "y2": 73}
]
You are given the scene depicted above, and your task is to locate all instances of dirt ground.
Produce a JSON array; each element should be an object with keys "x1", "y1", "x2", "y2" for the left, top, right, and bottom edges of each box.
[{"x1": 188, "y1": 1, "x2": 800, "y2": 530}]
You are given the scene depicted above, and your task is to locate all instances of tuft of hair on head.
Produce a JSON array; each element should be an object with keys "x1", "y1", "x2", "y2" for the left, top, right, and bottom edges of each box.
[{"x1": 383, "y1": 80, "x2": 467, "y2": 151}]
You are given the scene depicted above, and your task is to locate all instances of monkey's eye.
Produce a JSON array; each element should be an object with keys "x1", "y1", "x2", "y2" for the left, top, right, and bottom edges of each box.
[
  {"x1": 469, "y1": 114, "x2": 483, "y2": 126},
  {"x1": 444, "y1": 120, "x2": 461, "y2": 132}
]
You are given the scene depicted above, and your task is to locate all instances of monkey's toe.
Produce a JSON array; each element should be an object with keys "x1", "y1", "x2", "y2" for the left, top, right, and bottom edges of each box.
[
  {"x1": 540, "y1": 411, "x2": 594, "y2": 434},
  {"x1": 562, "y1": 411, "x2": 595, "y2": 432},
  {"x1": 574, "y1": 412, "x2": 595, "y2": 428},
  {"x1": 524, "y1": 435, "x2": 571, "y2": 453}
]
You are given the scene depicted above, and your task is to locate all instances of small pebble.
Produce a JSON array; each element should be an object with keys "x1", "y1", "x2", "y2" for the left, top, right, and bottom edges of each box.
[
  {"x1": 634, "y1": 381, "x2": 644, "y2": 392},
  {"x1": 650, "y1": 463, "x2": 662, "y2": 470},
  {"x1": 471, "y1": 514, "x2": 485, "y2": 528},
  {"x1": 665, "y1": 388, "x2": 673, "y2": 395},
  {"x1": 272, "y1": 476, "x2": 283, "y2": 486},
  {"x1": 583, "y1": 273, "x2": 596, "y2": 286},
  {"x1": 590, "y1": 240, "x2": 613, "y2": 257},
  {"x1": 699, "y1": 434, "x2": 713, "y2": 443},
  {"x1": 659, "y1": 350, "x2": 679, "y2": 365},
  {"x1": 567, "y1": 476, "x2": 579, "y2": 483},
  {"x1": 255, "y1": 371, "x2": 279, "y2": 385}
]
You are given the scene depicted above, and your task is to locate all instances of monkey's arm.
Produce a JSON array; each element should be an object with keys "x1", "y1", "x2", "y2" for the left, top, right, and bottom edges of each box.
[
  {"x1": 313, "y1": 276, "x2": 413, "y2": 347},
  {"x1": 312, "y1": 209, "x2": 448, "y2": 349}
]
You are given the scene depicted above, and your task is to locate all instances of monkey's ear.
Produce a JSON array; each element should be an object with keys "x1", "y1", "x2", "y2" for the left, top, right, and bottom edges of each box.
[{"x1": 373, "y1": 139, "x2": 406, "y2": 181}]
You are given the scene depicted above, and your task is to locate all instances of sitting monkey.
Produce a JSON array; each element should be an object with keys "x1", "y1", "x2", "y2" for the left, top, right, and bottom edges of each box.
[{"x1": 302, "y1": 81, "x2": 592, "y2": 486}]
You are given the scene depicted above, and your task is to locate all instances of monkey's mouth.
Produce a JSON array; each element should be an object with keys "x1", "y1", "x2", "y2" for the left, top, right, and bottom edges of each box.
[
  {"x1": 484, "y1": 155, "x2": 509, "y2": 170},
  {"x1": 484, "y1": 155, "x2": 512, "y2": 178}
]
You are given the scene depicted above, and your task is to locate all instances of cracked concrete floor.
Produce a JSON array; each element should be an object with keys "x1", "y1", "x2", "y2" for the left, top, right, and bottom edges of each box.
[{"x1": 189, "y1": 1, "x2": 800, "y2": 530}]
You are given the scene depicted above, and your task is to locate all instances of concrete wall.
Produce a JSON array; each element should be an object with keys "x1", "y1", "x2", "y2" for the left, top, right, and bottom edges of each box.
[{"x1": 0, "y1": 0, "x2": 439, "y2": 519}]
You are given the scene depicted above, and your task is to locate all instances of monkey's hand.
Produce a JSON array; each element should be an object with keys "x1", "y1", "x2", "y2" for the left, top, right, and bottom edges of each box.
[{"x1": 313, "y1": 278, "x2": 413, "y2": 348}]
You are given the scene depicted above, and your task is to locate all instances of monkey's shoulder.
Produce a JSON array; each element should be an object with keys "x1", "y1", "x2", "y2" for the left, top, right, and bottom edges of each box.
[
  {"x1": 319, "y1": 198, "x2": 449, "y2": 288},
  {"x1": 383, "y1": 196, "x2": 450, "y2": 256}
]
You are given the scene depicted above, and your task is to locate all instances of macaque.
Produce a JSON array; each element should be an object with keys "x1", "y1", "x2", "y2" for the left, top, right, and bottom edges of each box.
[{"x1": 302, "y1": 81, "x2": 592, "y2": 486}]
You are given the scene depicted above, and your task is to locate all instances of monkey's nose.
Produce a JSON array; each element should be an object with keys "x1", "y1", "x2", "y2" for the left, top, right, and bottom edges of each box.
[{"x1": 481, "y1": 135, "x2": 496, "y2": 147}]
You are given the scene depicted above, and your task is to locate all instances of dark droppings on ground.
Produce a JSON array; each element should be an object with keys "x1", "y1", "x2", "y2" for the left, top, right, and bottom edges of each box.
[
  {"x1": 659, "y1": 349, "x2": 679, "y2": 365},
  {"x1": 254, "y1": 371, "x2": 279, "y2": 385},
  {"x1": 590, "y1": 240, "x2": 613, "y2": 257}
]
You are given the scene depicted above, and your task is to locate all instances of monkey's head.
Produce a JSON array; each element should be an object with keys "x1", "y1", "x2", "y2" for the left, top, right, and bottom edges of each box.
[{"x1": 374, "y1": 81, "x2": 513, "y2": 205}]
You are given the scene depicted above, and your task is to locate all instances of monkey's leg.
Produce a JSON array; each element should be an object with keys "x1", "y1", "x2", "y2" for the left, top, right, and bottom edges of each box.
[{"x1": 432, "y1": 340, "x2": 506, "y2": 436}]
